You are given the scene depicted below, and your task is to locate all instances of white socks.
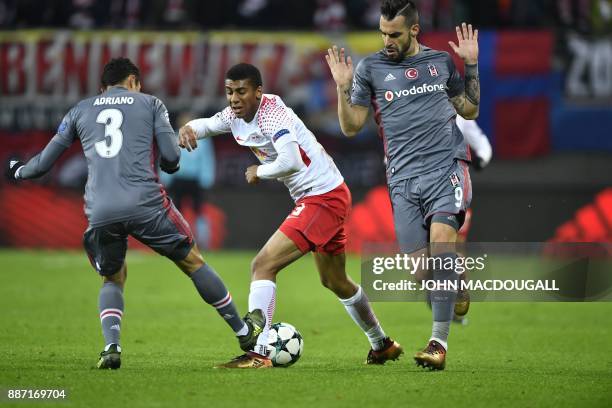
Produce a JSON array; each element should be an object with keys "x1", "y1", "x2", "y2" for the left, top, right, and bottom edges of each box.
[
  {"x1": 247, "y1": 281, "x2": 387, "y2": 354},
  {"x1": 430, "y1": 320, "x2": 450, "y2": 351},
  {"x1": 339, "y1": 286, "x2": 387, "y2": 351},
  {"x1": 248, "y1": 280, "x2": 276, "y2": 356}
]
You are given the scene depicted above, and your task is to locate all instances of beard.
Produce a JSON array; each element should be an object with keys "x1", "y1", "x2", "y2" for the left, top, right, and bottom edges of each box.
[{"x1": 385, "y1": 35, "x2": 412, "y2": 62}]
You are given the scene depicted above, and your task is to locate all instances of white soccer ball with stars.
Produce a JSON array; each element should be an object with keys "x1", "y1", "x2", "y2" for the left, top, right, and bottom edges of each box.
[{"x1": 266, "y1": 322, "x2": 304, "y2": 367}]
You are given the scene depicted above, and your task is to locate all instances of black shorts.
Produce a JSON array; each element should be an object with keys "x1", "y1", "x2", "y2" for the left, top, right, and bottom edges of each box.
[{"x1": 83, "y1": 202, "x2": 194, "y2": 276}]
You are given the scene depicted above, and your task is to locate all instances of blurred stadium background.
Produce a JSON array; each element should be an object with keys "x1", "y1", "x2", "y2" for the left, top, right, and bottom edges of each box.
[{"x1": 1, "y1": 0, "x2": 611, "y2": 251}]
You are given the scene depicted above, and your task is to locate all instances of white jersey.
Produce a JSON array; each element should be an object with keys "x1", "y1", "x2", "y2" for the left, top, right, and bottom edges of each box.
[{"x1": 193, "y1": 94, "x2": 343, "y2": 201}]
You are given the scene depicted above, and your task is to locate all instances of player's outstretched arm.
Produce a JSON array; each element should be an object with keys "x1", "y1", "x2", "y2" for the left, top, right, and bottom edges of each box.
[
  {"x1": 180, "y1": 112, "x2": 232, "y2": 152},
  {"x1": 449, "y1": 23, "x2": 480, "y2": 120},
  {"x1": 325, "y1": 45, "x2": 369, "y2": 137},
  {"x1": 178, "y1": 125, "x2": 198, "y2": 151},
  {"x1": 5, "y1": 139, "x2": 69, "y2": 180}
]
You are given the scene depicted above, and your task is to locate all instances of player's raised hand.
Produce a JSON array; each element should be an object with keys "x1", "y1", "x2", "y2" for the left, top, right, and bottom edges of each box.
[
  {"x1": 325, "y1": 45, "x2": 354, "y2": 91},
  {"x1": 449, "y1": 23, "x2": 479, "y2": 65},
  {"x1": 245, "y1": 165, "x2": 259, "y2": 185},
  {"x1": 178, "y1": 125, "x2": 198, "y2": 152}
]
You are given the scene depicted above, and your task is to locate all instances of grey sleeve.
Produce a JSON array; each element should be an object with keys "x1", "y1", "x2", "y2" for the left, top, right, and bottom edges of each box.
[
  {"x1": 54, "y1": 107, "x2": 79, "y2": 147},
  {"x1": 445, "y1": 53, "x2": 464, "y2": 98},
  {"x1": 152, "y1": 97, "x2": 180, "y2": 169},
  {"x1": 19, "y1": 108, "x2": 78, "y2": 179},
  {"x1": 155, "y1": 131, "x2": 180, "y2": 169},
  {"x1": 351, "y1": 59, "x2": 372, "y2": 107},
  {"x1": 153, "y1": 97, "x2": 175, "y2": 136},
  {"x1": 19, "y1": 138, "x2": 69, "y2": 179}
]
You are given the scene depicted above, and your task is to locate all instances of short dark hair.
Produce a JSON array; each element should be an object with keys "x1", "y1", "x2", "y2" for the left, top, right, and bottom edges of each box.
[
  {"x1": 226, "y1": 63, "x2": 263, "y2": 88},
  {"x1": 381, "y1": 0, "x2": 419, "y2": 26},
  {"x1": 101, "y1": 58, "x2": 140, "y2": 88}
]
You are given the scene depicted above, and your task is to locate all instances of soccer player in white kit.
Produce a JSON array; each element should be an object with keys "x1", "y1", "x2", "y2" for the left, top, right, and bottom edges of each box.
[{"x1": 179, "y1": 63, "x2": 403, "y2": 368}]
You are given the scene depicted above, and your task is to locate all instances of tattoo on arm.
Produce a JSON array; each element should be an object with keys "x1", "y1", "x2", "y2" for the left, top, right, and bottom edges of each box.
[
  {"x1": 464, "y1": 64, "x2": 480, "y2": 106},
  {"x1": 343, "y1": 88, "x2": 352, "y2": 105},
  {"x1": 451, "y1": 95, "x2": 465, "y2": 113}
]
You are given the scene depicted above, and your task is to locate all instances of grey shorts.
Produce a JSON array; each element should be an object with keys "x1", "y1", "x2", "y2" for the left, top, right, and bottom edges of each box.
[
  {"x1": 83, "y1": 201, "x2": 194, "y2": 276},
  {"x1": 389, "y1": 160, "x2": 472, "y2": 253}
]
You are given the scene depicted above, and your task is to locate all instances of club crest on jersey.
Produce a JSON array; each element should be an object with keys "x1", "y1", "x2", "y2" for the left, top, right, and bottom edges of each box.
[
  {"x1": 404, "y1": 68, "x2": 418, "y2": 80},
  {"x1": 428, "y1": 63, "x2": 439, "y2": 77},
  {"x1": 250, "y1": 133, "x2": 264, "y2": 143},
  {"x1": 58, "y1": 121, "x2": 68, "y2": 134},
  {"x1": 250, "y1": 147, "x2": 268, "y2": 161},
  {"x1": 449, "y1": 172, "x2": 460, "y2": 187},
  {"x1": 273, "y1": 129, "x2": 290, "y2": 142}
]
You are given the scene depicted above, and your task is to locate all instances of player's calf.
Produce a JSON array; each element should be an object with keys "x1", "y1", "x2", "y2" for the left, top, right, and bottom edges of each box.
[
  {"x1": 319, "y1": 274, "x2": 357, "y2": 299},
  {"x1": 189, "y1": 262, "x2": 252, "y2": 337}
]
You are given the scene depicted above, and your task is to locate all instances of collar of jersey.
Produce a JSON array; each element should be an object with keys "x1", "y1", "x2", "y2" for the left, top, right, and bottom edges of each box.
[{"x1": 105, "y1": 86, "x2": 129, "y2": 93}]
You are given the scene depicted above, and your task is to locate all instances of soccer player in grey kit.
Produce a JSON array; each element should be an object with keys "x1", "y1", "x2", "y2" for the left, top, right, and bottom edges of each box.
[
  {"x1": 326, "y1": 0, "x2": 480, "y2": 370},
  {"x1": 5, "y1": 58, "x2": 263, "y2": 369}
]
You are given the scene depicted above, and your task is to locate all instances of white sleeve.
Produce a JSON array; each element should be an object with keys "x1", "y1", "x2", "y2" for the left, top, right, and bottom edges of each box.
[
  {"x1": 256, "y1": 141, "x2": 305, "y2": 179},
  {"x1": 186, "y1": 107, "x2": 233, "y2": 139},
  {"x1": 456, "y1": 116, "x2": 492, "y2": 166}
]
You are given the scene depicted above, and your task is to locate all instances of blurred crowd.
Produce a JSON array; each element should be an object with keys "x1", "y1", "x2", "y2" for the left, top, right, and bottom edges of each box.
[{"x1": 1, "y1": 0, "x2": 610, "y2": 33}]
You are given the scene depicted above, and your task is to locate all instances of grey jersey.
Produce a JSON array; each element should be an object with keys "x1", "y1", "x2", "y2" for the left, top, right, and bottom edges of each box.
[
  {"x1": 52, "y1": 87, "x2": 179, "y2": 227},
  {"x1": 351, "y1": 45, "x2": 470, "y2": 183}
]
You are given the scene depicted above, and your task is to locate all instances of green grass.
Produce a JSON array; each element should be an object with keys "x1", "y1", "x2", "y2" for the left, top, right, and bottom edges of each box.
[{"x1": 1, "y1": 250, "x2": 611, "y2": 407}]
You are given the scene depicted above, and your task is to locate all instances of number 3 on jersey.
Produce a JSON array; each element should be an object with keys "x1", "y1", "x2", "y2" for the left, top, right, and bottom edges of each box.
[{"x1": 95, "y1": 108, "x2": 123, "y2": 158}]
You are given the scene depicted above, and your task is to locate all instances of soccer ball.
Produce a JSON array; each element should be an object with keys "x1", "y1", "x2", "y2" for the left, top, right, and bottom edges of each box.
[{"x1": 266, "y1": 322, "x2": 304, "y2": 367}]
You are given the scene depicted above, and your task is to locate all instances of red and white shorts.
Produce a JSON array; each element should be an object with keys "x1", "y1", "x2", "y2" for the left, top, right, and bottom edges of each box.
[{"x1": 279, "y1": 182, "x2": 351, "y2": 256}]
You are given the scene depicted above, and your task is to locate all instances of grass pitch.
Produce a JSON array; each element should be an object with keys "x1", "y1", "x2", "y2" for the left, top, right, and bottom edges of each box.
[{"x1": 1, "y1": 250, "x2": 611, "y2": 407}]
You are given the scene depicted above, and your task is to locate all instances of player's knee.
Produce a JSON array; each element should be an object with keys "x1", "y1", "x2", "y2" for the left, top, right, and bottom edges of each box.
[
  {"x1": 430, "y1": 222, "x2": 458, "y2": 244},
  {"x1": 97, "y1": 259, "x2": 123, "y2": 277},
  {"x1": 320, "y1": 274, "x2": 354, "y2": 297},
  {"x1": 430, "y1": 229, "x2": 455, "y2": 243},
  {"x1": 319, "y1": 274, "x2": 332, "y2": 290},
  {"x1": 186, "y1": 246, "x2": 204, "y2": 266},
  {"x1": 414, "y1": 266, "x2": 430, "y2": 284},
  {"x1": 321, "y1": 278, "x2": 341, "y2": 295},
  {"x1": 250, "y1": 254, "x2": 277, "y2": 280},
  {"x1": 103, "y1": 264, "x2": 127, "y2": 286},
  {"x1": 174, "y1": 245, "x2": 205, "y2": 275}
]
